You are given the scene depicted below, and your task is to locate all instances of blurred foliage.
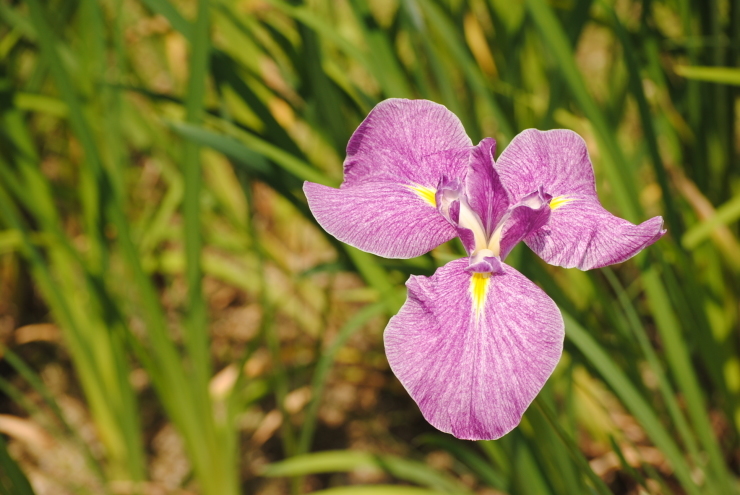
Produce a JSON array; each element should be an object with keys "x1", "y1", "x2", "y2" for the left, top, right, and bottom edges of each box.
[{"x1": 0, "y1": 0, "x2": 738, "y2": 493}]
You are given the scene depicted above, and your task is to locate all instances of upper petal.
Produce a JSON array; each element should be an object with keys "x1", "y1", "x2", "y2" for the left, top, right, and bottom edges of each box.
[
  {"x1": 343, "y1": 99, "x2": 473, "y2": 189},
  {"x1": 495, "y1": 129, "x2": 596, "y2": 202},
  {"x1": 304, "y1": 180, "x2": 458, "y2": 258},
  {"x1": 464, "y1": 138, "x2": 510, "y2": 235},
  {"x1": 384, "y1": 259, "x2": 564, "y2": 440},
  {"x1": 495, "y1": 129, "x2": 665, "y2": 269},
  {"x1": 525, "y1": 195, "x2": 666, "y2": 270}
]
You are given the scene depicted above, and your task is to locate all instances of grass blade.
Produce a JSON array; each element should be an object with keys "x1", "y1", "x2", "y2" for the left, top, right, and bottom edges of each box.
[
  {"x1": 674, "y1": 66, "x2": 740, "y2": 85},
  {"x1": 562, "y1": 312, "x2": 701, "y2": 495},
  {"x1": 682, "y1": 193, "x2": 740, "y2": 248},
  {"x1": 181, "y1": 0, "x2": 213, "y2": 410},
  {"x1": 641, "y1": 268, "x2": 734, "y2": 492},
  {"x1": 297, "y1": 300, "x2": 388, "y2": 453},
  {"x1": 533, "y1": 398, "x2": 612, "y2": 495},
  {"x1": 309, "y1": 488, "x2": 442, "y2": 495},
  {"x1": 0, "y1": 434, "x2": 35, "y2": 495},
  {"x1": 261, "y1": 450, "x2": 473, "y2": 494}
]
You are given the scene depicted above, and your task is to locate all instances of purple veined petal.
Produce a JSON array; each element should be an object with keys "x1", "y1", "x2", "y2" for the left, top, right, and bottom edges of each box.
[
  {"x1": 495, "y1": 129, "x2": 665, "y2": 269},
  {"x1": 305, "y1": 100, "x2": 475, "y2": 258},
  {"x1": 304, "y1": 180, "x2": 459, "y2": 258},
  {"x1": 495, "y1": 129, "x2": 597, "y2": 203},
  {"x1": 525, "y1": 194, "x2": 666, "y2": 270},
  {"x1": 343, "y1": 99, "x2": 473, "y2": 188},
  {"x1": 465, "y1": 138, "x2": 510, "y2": 235},
  {"x1": 384, "y1": 259, "x2": 564, "y2": 440}
]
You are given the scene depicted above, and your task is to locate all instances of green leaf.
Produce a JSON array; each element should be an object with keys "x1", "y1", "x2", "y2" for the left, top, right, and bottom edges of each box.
[
  {"x1": 138, "y1": 0, "x2": 192, "y2": 39},
  {"x1": 0, "y1": 434, "x2": 35, "y2": 495},
  {"x1": 674, "y1": 66, "x2": 740, "y2": 86},
  {"x1": 562, "y1": 312, "x2": 701, "y2": 495},
  {"x1": 261, "y1": 450, "x2": 473, "y2": 494},
  {"x1": 181, "y1": 0, "x2": 216, "y2": 398},
  {"x1": 168, "y1": 122, "x2": 271, "y2": 174},
  {"x1": 417, "y1": 435, "x2": 508, "y2": 490},
  {"x1": 309, "y1": 487, "x2": 443, "y2": 495},
  {"x1": 533, "y1": 398, "x2": 612, "y2": 495},
  {"x1": 12, "y1": 92, "x2": 67, "y2": 117},
  {"x1": 298, "y1": 301, "x2": 389, "y2": 453},
  {"x1": 184, "y1": 119, "x2": 338, "y2": 186},
  {"x1": 682, "y1": 193, "x2": 740, "y2": 248},
  {"x1": 641, "y1": 269, "x2": 735, "y2": 492}
]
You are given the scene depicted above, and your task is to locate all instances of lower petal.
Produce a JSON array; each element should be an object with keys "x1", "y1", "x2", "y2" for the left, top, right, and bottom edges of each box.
[
  {"x1": 304, "y1": 180, "x2": 457, "y2": 258},
  {"x1": 525, "y1": 196, "x2": 666, "y2": 270},
  {"x1": 384, "y1": 259, "x2": 564, "y2": 440}
]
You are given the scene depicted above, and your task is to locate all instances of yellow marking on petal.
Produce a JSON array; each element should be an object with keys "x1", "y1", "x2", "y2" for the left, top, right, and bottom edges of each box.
[
  {"x1": 407, "y1": 184, "x2": 437, "y2": 207},
  {"x1": 549, "y1": 195, "x2": 574, "y2": 210},
  {"x1": 470, "y1": 272, "x2": 491, "y2": 318}
]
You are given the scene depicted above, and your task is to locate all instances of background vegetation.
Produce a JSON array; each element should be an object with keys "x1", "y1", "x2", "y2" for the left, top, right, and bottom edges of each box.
[{"x1": 0, "y1": 0, "x2": 738, "y2": 493}]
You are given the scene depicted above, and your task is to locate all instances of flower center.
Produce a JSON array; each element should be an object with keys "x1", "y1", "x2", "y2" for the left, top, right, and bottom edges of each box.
[{"x1": 457, "y1": 202, "x2": 504, "y2": 257}]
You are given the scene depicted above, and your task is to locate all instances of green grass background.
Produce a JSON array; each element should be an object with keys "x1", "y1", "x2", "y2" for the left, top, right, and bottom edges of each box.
[{"x1": 0, "y1": 0, "x2": 738, "y2": 493}]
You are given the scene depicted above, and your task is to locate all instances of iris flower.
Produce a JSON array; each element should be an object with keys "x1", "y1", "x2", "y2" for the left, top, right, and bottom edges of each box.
[{"x1": 304, "y1": 99, "x2": 665, "y2": 440}]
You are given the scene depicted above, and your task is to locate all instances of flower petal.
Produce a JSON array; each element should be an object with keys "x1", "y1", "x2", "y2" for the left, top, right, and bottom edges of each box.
[
  {"x1": 494, "y1": 129, "x2": 597, "y2": 202},
  {"x1": 384, "y1": 259, "x2": 564, "y2": 440},
  {"x1": 495, "y1": 129, "x2": 665, "y2": 269},
  {"x1": 497, "y1": 189, "x2": 552, "y2": 260},
  {"x1": 305, "y1": 100, "x2": 475, "y2": 258},
  {"x1": 344, "y1": 99, "x2": 473, "y2": 188},
  {"x1": 465, "y1": 138, "x2": 509, "y2": 235},
  {"x1": 525, "y1": 196, "x2": 666, "y2": 270},
  {"x1": 304, "y1": 180, "x2": 458, "y2": 258}
]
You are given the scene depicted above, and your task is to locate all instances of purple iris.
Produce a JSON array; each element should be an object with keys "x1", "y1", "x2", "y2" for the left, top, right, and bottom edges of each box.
[{"x1": 304, "y1": 99, "x2": 665, "y2": 440}]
